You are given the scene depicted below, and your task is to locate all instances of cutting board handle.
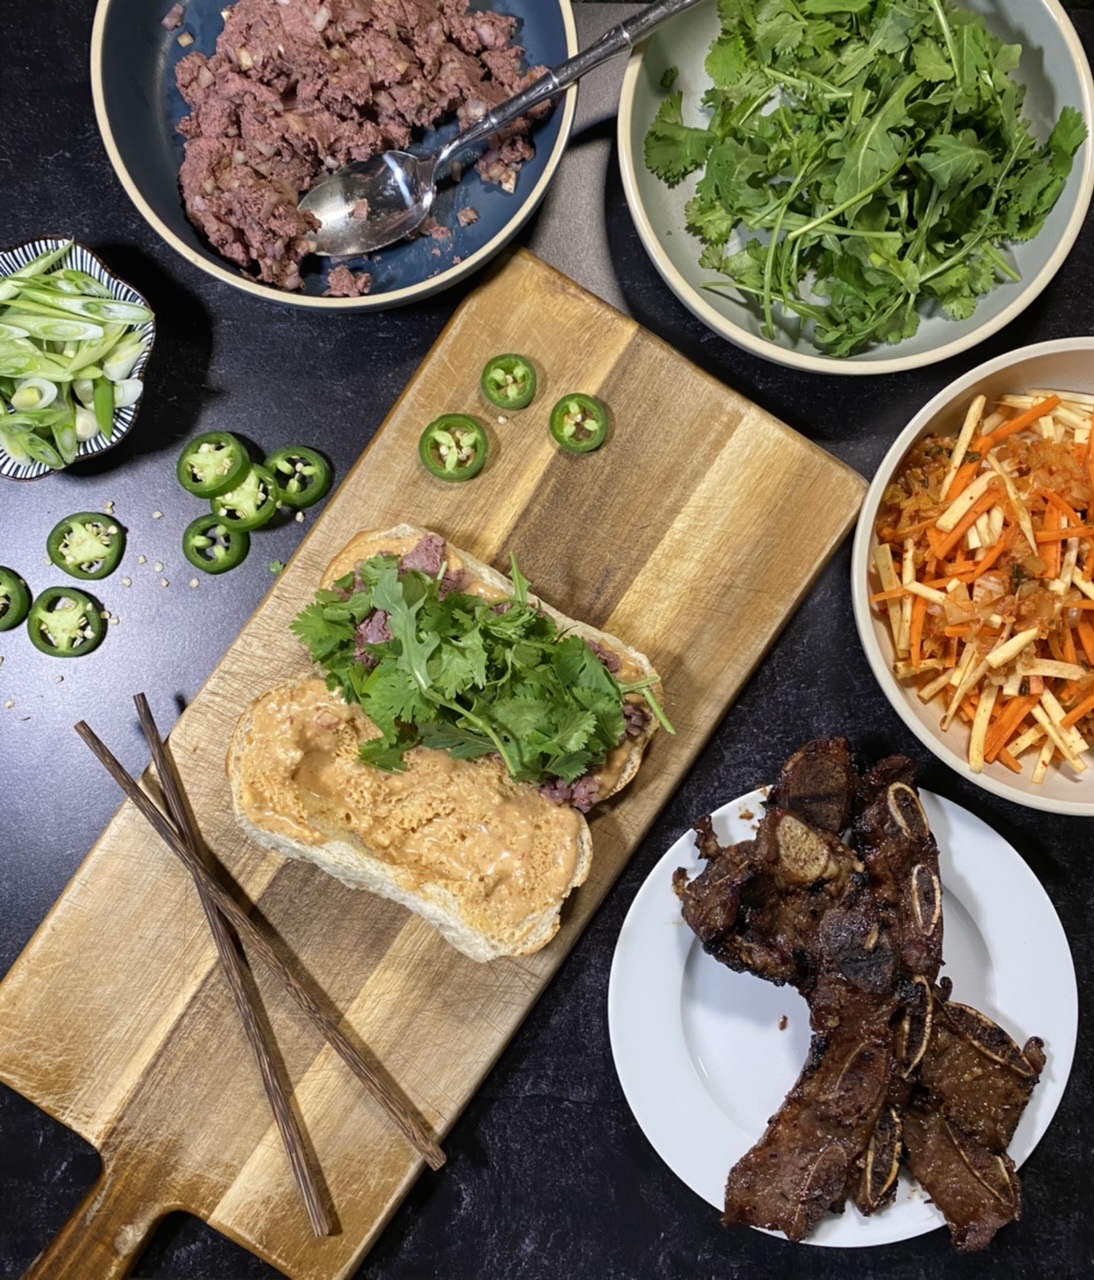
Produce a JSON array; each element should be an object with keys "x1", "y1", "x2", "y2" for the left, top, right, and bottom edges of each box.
[{"x1": 22, "y1": 1164, "x2": 164, "y2": 1280}]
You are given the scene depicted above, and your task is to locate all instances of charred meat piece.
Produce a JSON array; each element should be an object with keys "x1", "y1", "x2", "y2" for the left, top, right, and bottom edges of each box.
[
  {"x1": 852, "y1": 1102, "x2": 904, "y2": 1216},
  {"x1": 843, "y1": 757, "x2": 944, "y2": 1217},
  {"x1": 901, "y1": 985, "x2": 1046, "y2": 1251},
  {"x1": 920, "y1": 985, "x2": 1046, "y2": 1150},
  {"x1": 903, "y1": 1107, "x2": 1023, "y2": 1253},
  {"x1": 852, "y1": 755, "x2": 943, "y2": 983},
  {"x1": 769, "y1": 736, "x2": 857, "y2": 835},
  {"x1": 723, "y1": 989, "x2": 896, "y2": 1241},
  {"x1": 678, "y1": 809, "x2": 868, "y2": 993}
]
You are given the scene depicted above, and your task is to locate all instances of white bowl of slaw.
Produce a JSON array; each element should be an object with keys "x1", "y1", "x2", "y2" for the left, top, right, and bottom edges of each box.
[{"x1": 852, "y1": 337, "x2": 1094, "y2": 815}]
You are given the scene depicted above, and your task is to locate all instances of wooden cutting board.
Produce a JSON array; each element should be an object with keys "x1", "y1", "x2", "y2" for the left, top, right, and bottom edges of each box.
[{"x1": 0, "y1": 249, "x2": 865, "y2": 1280}]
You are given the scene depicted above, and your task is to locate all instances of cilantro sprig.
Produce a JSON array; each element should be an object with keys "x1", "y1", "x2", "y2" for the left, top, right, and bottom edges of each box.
[
  {"x1": 290, "y1": 554, "x2": 670, "y2": 784},
  {"x1": 644, "y1": 0, "x2": 1087, "y2": 357}
]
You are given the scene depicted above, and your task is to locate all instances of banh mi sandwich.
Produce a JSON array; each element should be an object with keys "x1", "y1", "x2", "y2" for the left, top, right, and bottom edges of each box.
[{"x1": 228, "y1": 526, "x2": 668, "y2": 961}]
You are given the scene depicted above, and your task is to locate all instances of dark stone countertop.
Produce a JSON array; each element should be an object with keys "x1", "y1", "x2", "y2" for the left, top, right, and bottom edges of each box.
[{"x1": 2, "y1": 3, "x2": 1093, "y2": 1278}]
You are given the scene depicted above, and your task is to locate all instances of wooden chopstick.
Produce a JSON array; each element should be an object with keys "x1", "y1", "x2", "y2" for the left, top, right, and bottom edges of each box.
[
  {"x1": 132, "y1": 694, "x2": 332, "y2": 1238},
  {"x1": 75, "y1": 716, "x2": 447, "y2": 1173}
]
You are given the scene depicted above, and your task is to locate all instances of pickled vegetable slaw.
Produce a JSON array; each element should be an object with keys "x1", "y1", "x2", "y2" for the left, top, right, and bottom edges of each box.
[{"x1": 870, "y1": 388, "x2": 1094, "y2": 782}]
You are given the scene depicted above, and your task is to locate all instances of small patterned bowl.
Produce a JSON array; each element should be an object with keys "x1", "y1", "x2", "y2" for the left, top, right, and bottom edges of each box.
[{"x1": 0, "y1": 237, "x2": 155, "y2": 482}]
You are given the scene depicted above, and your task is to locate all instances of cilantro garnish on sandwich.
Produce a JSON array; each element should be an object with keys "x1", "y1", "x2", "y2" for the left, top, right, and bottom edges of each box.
[{"x1": 291, "y1": 544, "x2": 671, "y2": 788}]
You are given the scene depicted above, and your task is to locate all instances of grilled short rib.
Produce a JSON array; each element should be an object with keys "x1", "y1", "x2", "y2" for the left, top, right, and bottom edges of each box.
[
  {"x1": 902, "y1": 982, "x2": 1046, "y2": 1251},
  {"x1": 675, "y1": 739, "x2": 1043, "y2": 1251}
]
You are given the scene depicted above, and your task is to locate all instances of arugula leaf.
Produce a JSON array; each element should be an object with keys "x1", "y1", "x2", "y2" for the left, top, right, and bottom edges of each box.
[
  {"x1": 644, "y1": 0, "x2": 1087, "y2": 356},
  {"x1": 913, "y1": 37, "x2": 954, "y2": 83}
]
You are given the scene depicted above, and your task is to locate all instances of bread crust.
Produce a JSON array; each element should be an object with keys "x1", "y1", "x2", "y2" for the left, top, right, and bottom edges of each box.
[{"x1": 228, "y1": 526, "x2": 660, "y2": 961}]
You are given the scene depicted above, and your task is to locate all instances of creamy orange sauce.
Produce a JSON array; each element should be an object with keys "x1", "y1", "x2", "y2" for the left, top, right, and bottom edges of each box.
[{"x1": 238, "y1": 680, "x2": 584, "y2": 930}]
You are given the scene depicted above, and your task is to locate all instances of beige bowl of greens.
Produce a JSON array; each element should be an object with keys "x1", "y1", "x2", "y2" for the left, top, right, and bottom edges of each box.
[{"x1": 618, "y1": 0, "x2": 1094, "y2": 374}]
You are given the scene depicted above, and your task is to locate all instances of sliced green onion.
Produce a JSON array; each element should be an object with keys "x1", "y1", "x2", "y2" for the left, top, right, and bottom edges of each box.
[
  {"x1": 102, "y1": 335, "x2": 148, "y2": 382},
  {"x1": 0, "y1": 311, "x2": 105, "y2": 342},
  {"x1": 19, "y1": 430, "x2": 64, "y2": 469},
  {"x1": 0, "y1": 424, "x2": 30, "y2": 462},
  {"x1": 74, "y1": 405, "x2": 100, "y2": 442},
  {"x1": 92, "y1": 378, "x2": 115, "y2": 439},
  {"x1": 0, "y1": 241, "x2": 73, "y2": 300},
  {"x1": 65, "y1": 331, "x2": 124, "y2": 376},
  {"x1": 0, "y1": 351, "x2": 75, "y2": 380},
  {"x1": 53, "y1": 413, "x2": 79, "y2": 464},
  {"x1": 51, "y1": 269, "x2": 114, "y2": 298},
  {"x1": 11, "y1": 377, "x2": 58, "y2": 410},
  {"x1": 112, "y1": 378, "x2": 143, "y2": 408},
  {"x1": 15, "y1": 286, "x2": 152, "y2": 324}
]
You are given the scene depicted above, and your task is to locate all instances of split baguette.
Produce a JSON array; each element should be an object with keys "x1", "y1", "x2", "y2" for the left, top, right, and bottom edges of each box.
[{"x1": 228, "y1": 525, "x2": 661, "y2": 961}]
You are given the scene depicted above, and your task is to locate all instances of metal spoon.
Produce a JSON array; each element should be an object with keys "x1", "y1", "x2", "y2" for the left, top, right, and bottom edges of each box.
[{"x1": 299, "y1": 0, "x2": 705, "y2": 258}]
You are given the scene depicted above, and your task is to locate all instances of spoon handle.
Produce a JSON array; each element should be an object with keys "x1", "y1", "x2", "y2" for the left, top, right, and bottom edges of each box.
[{"x1": 435, "y1": 0, "x2": 706, "y2": 171}]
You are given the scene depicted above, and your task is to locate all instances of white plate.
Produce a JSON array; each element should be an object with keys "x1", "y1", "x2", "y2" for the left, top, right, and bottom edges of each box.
[{"x1": 608, "y1": 788, "x2": 1077, "y2": 1248}]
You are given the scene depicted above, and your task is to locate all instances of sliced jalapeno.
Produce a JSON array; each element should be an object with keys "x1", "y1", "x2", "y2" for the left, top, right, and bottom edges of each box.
[
  {"x1": 419, "y1": 414, "x2": 488, "y2": 481},
  {"x1": 27, "y1": 586, "x2": 105, "y2": 657},
  {"x1": 209, "y1": 463, "x2": 281, "y2": 531},
  {"x1": 46, "y1": 512, "x2": 126, "y2": 580},
  {"x1": 177, "y1": 431, "x2": 250, "y2": 499},
  {"x1": 481, "y1": 353, "x2": 537, "y2": 410},
  {"x1": 183, "y1": 514, "x2": 250, "y2": 575},
  {"x1": 0, "y1": 566, "x2": 30, "y2": 632},
  {"x1": 550, "y1": 393, "x2": 608, "y2": 453},
  {"x1": 265, "y1": 445, "x2": 332, "y2": 509}
]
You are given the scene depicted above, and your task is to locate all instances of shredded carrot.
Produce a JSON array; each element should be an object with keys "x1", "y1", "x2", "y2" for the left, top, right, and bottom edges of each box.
[
  {"x1": 878, "y1": 517, "x2": 939, "y2": 542},
  {"x1": 997, "y1": 748, "x2": 1024, "y2": 773},
  {"x1": 1040, "y1": 488, "x2": 1085, "y2": 528},
  {"x1": 967, "y1": 529, "x2": 1015, "y2": 581},
  {"x1": 979, "y1": 394, "x2": 1061, "y2": 449},
  {"x1": 1063, "y1": 690, "x2": 1094, "y2": 728},
  {"x1": 868, "y1": 586, "x2": 910, "y2": 604},
  {"x1": 1035, "y1": 523, "x2": 1094, "y2": 543},
  {"x1": 1078, "y1": 617, "x2": 1094, "y2": 665},
  {"x1": 945, "y1": 457, "x2": 982, "y2": 503},
  {"x1": 984, "y1": 693, "x2": 1040, "y2": 763},
  {"x1": 1063, "y1": 625, "x2": 1078, "y2": 666},
  {"x1": 932, "y1": 489, "x2": 1000, "y2": 561},
  {"x1": 943, "y1": 623, "x2": 972, "y2": 637}
]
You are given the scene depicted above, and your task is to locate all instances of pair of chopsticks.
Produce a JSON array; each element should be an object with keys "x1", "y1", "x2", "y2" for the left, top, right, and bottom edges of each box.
[{"x1": 76, "y1": 697, "x2": 445, "y2": 1238}]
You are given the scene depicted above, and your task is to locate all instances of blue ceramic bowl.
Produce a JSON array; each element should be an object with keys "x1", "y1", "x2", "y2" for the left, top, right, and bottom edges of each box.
[{"x1": 91, "y1": 0, "x2": 577, "y2": 309}]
